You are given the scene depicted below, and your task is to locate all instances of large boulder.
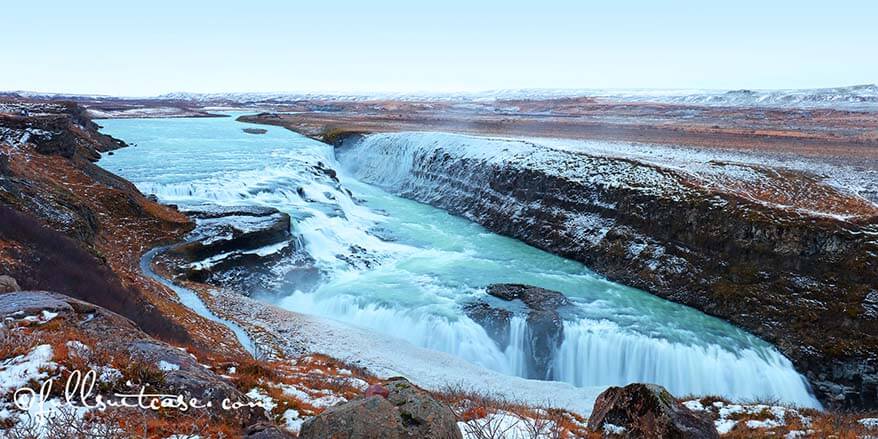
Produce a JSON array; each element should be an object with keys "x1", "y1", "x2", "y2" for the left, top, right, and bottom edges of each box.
[
  {"x1": 383, "y1": 377, "x2": 462, "y2": 438},
  {"x1": 0, "y1": 275, "x2": 21, "y2": 293},
  {"x1": 300, "y1": 377, "x2": 462, "y2": 439},
  {"x1": 0, "y1": 290, "x2": 74, "y2": 317},
  {"x1": 587, "y1": 383, "x2": 718, "y2": 439},
  {"x1": 299, "y1": 396, "x2": 403, "y2": 438}
]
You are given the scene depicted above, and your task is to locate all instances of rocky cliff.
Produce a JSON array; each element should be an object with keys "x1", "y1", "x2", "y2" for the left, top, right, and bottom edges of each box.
[{"x1": 333, "y1": 131, "x2": 878, "y2": 408}]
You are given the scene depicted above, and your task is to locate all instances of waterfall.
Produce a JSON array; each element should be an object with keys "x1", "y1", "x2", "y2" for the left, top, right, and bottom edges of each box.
[
  {"x1": 336, "y1": 131, "x2": 822, "y2": 408},
  {"x1": 99, "y1": 118, "x2": 822, "y2": 410},
  {"x1": 553, "y1": 319, "x2": 817, "y2": 404}
]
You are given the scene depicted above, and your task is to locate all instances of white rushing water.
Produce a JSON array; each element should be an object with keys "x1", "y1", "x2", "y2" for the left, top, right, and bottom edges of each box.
[{"x1": 98, "y1": 115, "x2": 821, "y2": 408}]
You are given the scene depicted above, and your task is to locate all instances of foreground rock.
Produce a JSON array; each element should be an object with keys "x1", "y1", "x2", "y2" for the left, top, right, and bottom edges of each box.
[
  {"x1": 0, "y1": 275, "x2": 19, "y2": 293},
  {"x1": 587, "y1": 383, "x2": 719, "y2": 439},
  {"x1": 0, "y1": 291, "x2": 264, "y2": 428},
  {"x1": 300, "y1": 377, "x2": 462, "y2": 439},
  {"x1": 465, "y1": 283, "x2": 570, "y2": 379}
]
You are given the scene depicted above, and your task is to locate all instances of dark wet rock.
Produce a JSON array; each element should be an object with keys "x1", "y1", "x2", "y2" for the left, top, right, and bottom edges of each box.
[
  {"x1": 172, "y1": 212, "x2": 291, "y2": 262},
  {"x1": 463, "y1": 302, "x2": 512, "y2": 349},
  {"x1": 315, "y1": 161, "x2": 339, "y2": 182},
  {"x1": 160, "y1": 204, "x2": 313, "y2": 295},
  {"x1": 587, "y1": 383, "x2": 719, "y2": 439},
  {"x1": 486, "y1": 283, "x2": 571, "y2": 311},
  {"x1": 301, "y1": 377, "x2": 461, "y2": 439},
  {"x1": 242, "y1": 128, "x2": 268, "y2": 135},
  {"x1": 0, "y1": 275, "x2": 21, "y2": 293},
  {"x1": 0, "y1": 152, "x2": 9, "y2": 174},
  {"x1": 524, "y1": 309, "x2": 564, "y2": 380},
  {"x1": 467, "y1": 284, "x2": 569, "y2": 379},
  {"x1": 336, "y1": 245, "x2": 380, "y2": 269},
  {"x1": 168, "y1": 206, "x2": 293, "y2": 283}
]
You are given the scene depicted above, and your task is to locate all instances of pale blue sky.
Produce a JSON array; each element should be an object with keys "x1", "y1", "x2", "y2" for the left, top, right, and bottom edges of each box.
[{"x1": 2, "y1": 0, "x2": 876, "y2": 95}]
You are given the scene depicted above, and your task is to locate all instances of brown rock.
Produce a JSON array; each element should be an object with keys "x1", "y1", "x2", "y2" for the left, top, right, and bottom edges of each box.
[
  {"x1": 365, "y1": 384, "x2": 389, "y2": 398},
  {"x1": 0, "y1": 275, "x2": 21, "y2": 293},
  {"x1": 299, "y1": 396, "x2": 403, "y2": 439},
  {"x1": 244, "y1": 422, "x2": 294, "y2": 438},
  {"x1": 300, "y1": 378, "x2": 462, "y2": 439},
  {"x1": 587, "y1": 383, "x2": 718, "y2": 439},
  {"x1": 384, "y1": 377, "x2": 462, "y2": 438}
]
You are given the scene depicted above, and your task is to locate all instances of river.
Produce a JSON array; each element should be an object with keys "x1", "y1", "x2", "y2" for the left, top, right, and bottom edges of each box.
[{"x1": 97, "y1": 114, "x2": 819, "y2": 408}]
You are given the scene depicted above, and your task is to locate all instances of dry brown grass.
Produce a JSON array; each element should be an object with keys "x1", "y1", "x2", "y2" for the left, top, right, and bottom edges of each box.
[
  {"x1": 436, "y1": 385, "x2": 589, "y2": 438},
  {"x1": 0, "y1": 313, "x2": 260, "y2": 437}
]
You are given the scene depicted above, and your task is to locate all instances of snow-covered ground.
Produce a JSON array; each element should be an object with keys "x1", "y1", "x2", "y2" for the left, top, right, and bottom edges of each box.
[
  {"x1": 202, "y1": 287, "x2": 605, "y2": 416},
  {"x1": 8, "y1": 83, "x2": 878, "y2": 110},
  {"x1": 526, "y1": 136, "x2": 878, "y2": 208}
]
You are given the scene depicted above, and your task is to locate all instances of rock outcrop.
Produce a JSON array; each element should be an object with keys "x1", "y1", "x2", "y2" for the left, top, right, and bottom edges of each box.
[
  {"x1": 300, "y1": 377, "x2": 462, "y2": 439},
  {"x1": 0, "y1": 275, "x2": 19, "y2": 293},
  {"x1": 587, "y1": 383, "x2": 719, "y2": 439},
  {"x1": 159, "y1": 204, "x2": 299, "y2": 293},
  {"x1": 465, "y1": 284, "x2": 570, "y2": 379},
  {"x1": 486, "y1": 283, "x2": 571, "y2": 310},
  {"x1": 335, "y1": 131, "x2": 878, "y2": 408}
]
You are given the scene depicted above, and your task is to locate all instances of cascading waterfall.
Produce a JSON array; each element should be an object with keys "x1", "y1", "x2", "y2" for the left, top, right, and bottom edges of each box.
[
  {"x1": 553, "y1": 319, "x2": 814, "y2": 402},
  {"x1": 98, "y1": 116, "x2": 821, "y2": 409}
]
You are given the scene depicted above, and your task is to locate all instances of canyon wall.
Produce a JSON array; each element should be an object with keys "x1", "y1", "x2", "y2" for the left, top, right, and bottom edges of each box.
[{"x1": 335, "y1": 131, "x2": 878, "y2": 408}]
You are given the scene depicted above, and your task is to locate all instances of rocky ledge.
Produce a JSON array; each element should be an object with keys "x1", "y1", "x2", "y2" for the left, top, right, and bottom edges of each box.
[
  {"x1": 157, "y1": 204, "x2": 302, "y2": 294},
  {"x1": 329, "y1": 130, "x2": 878, "y2": 408}
]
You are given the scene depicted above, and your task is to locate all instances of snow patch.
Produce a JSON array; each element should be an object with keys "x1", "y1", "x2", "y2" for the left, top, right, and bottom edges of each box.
[{"x1": 157, "y1": 360, "x2": 180, "y2": 372}]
